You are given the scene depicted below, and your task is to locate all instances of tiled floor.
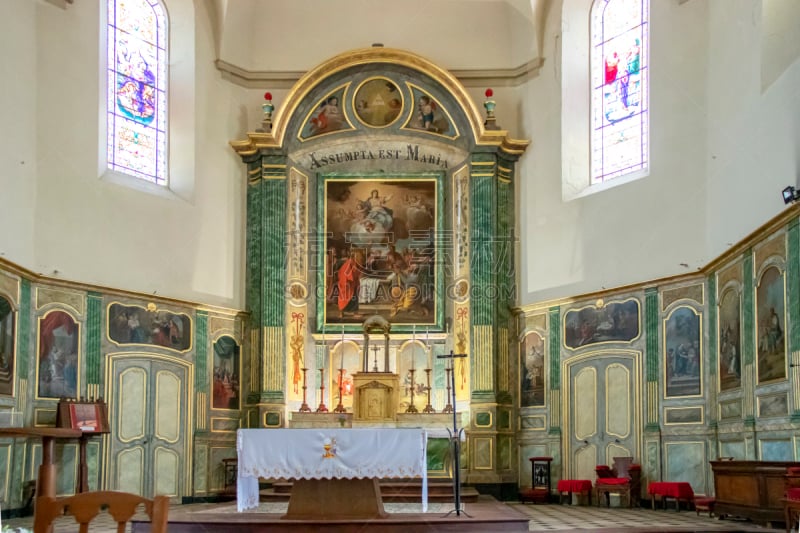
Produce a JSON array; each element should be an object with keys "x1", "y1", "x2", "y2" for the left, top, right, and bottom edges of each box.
[
  {"x1": 510, "y1": 503, "x2": 784, "y2": 532},
  {"x1": 2, "y1": 501, "x2": 787, "y2": 532}
]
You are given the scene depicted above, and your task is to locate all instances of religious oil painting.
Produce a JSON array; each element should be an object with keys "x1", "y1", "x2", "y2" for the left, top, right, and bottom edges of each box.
[
  {"x1": 353, "y1": 78, "x2": 403, "y2": 128},
  {"x1": 329, "y1": 341, "x2": 361, "y2": 411},
  {"x1": 718, "y1": 287, "x2": 742, "y2": 391},
  {"x1": 212, "y1": 336, "x2": 240, "y2": 410},
  {"x1": 37, "y1": 310, "x2": 79, "y2": 399},
  {"x1": 107, "y1": 303, "x2": 192, "y2": 352},
  {"x1": 756, "y1": 265, "x2": 786, "y2": 383},
  {"x1": 663, "y1": 306, "x2": 702, "y2": 398},
  {"x1": 564, "y1": 299, "x2": 639, "y2": 349},
  {"x1": 520, "y1": 332, "x2": 545, "y2": 408},
  {"x1": 300, "y1": 86, "x2": 351, "y2": 140},
  {"x1": 0, "y1": 296, "x2": 15, "y2": 396},
  {"x1": 321, "y1": 175, "x2": 441, "y2": 329},
  {"x1": 398, "y1": 341, "x2": 430, "y2": 412},
  {"x1": 403, "y1": 86, "x2": 457, "y2": 138}
]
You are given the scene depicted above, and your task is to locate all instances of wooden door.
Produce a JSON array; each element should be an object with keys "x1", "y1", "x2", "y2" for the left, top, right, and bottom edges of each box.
[
  {"x1": 565, "y1": 351, "x2": 640, "y2": 480},
  {"x1": 106, "y1": 355, "x2": 190, "y2": 500}
]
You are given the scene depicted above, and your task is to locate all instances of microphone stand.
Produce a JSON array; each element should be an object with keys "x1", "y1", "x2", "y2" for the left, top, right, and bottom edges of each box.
[{"x1": 437, "y1": 349, "x2": 469, "y2": 517}]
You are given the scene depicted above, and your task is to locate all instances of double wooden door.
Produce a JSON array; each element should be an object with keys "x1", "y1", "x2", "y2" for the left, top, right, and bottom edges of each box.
[
  {"x1": 565, "y1": 351, "x2": 640, "y2": 481},
  {"x1": 105, "y1": 354, "x2": 190, "y2": 500}
]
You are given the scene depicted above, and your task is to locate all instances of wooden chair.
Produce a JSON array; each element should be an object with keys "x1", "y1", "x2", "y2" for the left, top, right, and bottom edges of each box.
[{"x1": 33, "y1": 490, "x2": 169, "y2": 533}]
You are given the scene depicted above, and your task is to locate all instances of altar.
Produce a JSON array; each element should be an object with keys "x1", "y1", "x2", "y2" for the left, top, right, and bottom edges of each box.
[{"x1": 237, "y1": 428, "x2": 428, "y2": 519}]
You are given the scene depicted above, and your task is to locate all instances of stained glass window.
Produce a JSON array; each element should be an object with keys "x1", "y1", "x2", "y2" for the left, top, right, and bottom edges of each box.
[
  {"x1": 590, "y1": 0, "x2": 648, "y2": 184},
  {"x1": 107, "y1": 0, "x2": 168, "y2": 185}
]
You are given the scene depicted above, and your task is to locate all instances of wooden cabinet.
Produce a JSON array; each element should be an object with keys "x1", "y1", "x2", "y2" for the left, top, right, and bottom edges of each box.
[{"x1": 711, "y1": 460, "x2": 799, "y2": 526}]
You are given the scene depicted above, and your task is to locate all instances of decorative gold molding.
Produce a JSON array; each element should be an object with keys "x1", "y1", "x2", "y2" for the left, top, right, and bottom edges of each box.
[{"x1": 229, "y1": 47, "x2": 531, "y2": 157}]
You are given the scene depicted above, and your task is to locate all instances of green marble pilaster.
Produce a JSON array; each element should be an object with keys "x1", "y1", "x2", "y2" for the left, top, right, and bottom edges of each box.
[
  {"x1": 645, "y1": 288, "x2": 658, "y2": 383},
  {"x1": 18, "y1": 279, "x2": 30, "y2": 377},
  {"x1": 497, "y1": 175, "x2": 513, "y2": 399},
  {"x1": 548, "y1": 306, "x2": 561, "y2": 435},
  {"x1": 707, "y1": 275, "x2": 717, "y2": 375},
  {"x1": 195, "y1": 311, "x2": 208, "y2": 392},
  {"x1": 787, "y1": 218, "x2": 800, "y2": 354},
  {"x1": 548, "y1": 307, "x2": 560, "y2": 390},
  {"x1": 742, "y1": 252, "x2": 754, "y2": 366},
  {"x1": 245, "y1": 155, "x2": 288, "y2": 404},
  {"x1": 245, "y1": 163, "x2": 264, "y2": 401},
  {"x1": 86, "y1": 292, "x2": 102, "y2": 386},
  {"x1": 470, "y1": 160, "x2": 496, "y2": 399}
]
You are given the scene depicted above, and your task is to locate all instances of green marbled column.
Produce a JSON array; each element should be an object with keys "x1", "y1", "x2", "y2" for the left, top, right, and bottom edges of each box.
[
  {"x1": 788, "y1": 219, "x2": 800, "y2": 419},
  {"x1": 787, "y1": 218, "x2": 800, "y2": 354},
  {"x1": 742, "y1": 251, "x2": 755, "y2": 423},
  {"x1": 245, "y1": 165, "x2": 264, "y2": 402},
  {"x1": 244, "y1": 156, "x2": 288, "y2": 404},
  {"x1": 548, "y1": 307, "x2": 560, "y2": 390},
  {"x1": 470, "y1": 164, "x2": 496, "y2": 398},
  {"x1": 86, "y1": 292, "x2": 102, "y2": 386},
  {"x1": 548, "y1": 306, "x2": 561, "y2": 434},
  {"x1": 742, "y1": 252, "x2": 754, "y2": 366},
  {"x1": 645, "y1": 288, "x2": 659, "y2": 382},
  {"x1": 644, "y1": 288, "x2": 659, "y2": 430},
  {"x1": 195, "y1": 311, "x2": 208, "y2": 392},
  {"x1": 261, "y1": 172, "x2": 287, "y2": 401},
  {"x1": 497, "y1": 174, "x2": 513, "y2": 399},
  {"x1": 707, "y1": 275, "x2": 717, "y2": 375},
  {"x1": 18, "y1": 279, "x2": 30, "y2": 377}
]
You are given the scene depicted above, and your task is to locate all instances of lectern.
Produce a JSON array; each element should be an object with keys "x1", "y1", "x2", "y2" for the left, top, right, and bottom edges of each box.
[{"x1": 520, "y1": 456, "x2": 552, "y2": 503}]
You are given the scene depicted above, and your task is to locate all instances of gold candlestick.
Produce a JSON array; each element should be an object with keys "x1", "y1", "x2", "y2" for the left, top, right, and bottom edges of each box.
[
  {"x1": 298, "y1": 367, "x2": 311, "y2": 412},
  {"x1": 405, "y1": 368, "x2": 419, "y2": 413},
  {"x1": 333, "y1": 368, "x2": 346, "y2": 413},
  {"x1": 422, "y1": 368, "x2": 435, "y2": 413},
  {"x1": 316, "y1": 368, "x2": 328, "y2": 412},
  {"x1": 442, "y1": 366, "x2": 454, "y2": 413}
]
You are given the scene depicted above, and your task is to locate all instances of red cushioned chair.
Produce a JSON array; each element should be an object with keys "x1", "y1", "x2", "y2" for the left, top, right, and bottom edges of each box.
[
  {"x1": 594, "y1": 457, "x2": 637, "y2": 508},
  {"x1": 784, "y1": 467, "x2": 800, "y2": 532}
]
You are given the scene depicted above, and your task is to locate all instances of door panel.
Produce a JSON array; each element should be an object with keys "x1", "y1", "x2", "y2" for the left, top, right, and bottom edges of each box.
[
  {"x1": 567, "y1": 352, "x2": 639, "y2": 480},
  {"x1": 107, "y1": 355, "x2": 189, "y2": 500}
]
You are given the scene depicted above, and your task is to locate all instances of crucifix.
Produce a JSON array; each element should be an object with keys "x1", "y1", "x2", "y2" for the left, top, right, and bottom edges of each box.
[
  {"x1": 437, "y1": 349, "x2": 469, "y2": 517},
  {"x1": 371, "y1": 344, "x2": 381, "y2": 373}
]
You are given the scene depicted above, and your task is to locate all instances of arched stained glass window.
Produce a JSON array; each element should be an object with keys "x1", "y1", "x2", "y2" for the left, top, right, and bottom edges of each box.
[
  {"x1": 107, "y1": 0, "x2": 168, "y2": 185},
  {"x1": 590, "y1": 0, "x2": 648, "y2": 184}
]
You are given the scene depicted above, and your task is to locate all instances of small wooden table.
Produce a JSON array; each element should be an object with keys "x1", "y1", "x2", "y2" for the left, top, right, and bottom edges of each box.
[
  {"x1": 0, "y1": 427, "x2": 82, "y2": 499},
  {"x1": 648, "y1": 481, "x2": 694, "y2": 511}
]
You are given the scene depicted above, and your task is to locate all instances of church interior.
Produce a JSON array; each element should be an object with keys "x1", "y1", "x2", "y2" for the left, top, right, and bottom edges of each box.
[{"x1": 2, "y1": 0, "x2": 800, "y2": 530}]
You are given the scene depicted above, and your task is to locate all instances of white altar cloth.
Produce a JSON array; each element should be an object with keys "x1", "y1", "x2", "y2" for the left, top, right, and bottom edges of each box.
[{"x1": 236, "y1": 428, "x2": 428, "y2": 512}]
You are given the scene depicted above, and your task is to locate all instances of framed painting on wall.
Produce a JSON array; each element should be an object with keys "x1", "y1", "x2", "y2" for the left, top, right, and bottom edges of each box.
[
  {"x1": 318, "y1": 174, "x2": 443, "y2": 332},
  {"x1": 37, "y1": 310, "x2": 79, "y2": 399},
  {"x1": 718, "y1": 287, "x2": 742, "y2": 391},
  {"x1": 663, "y1": 305, "x2": 702, "y2": 398},
  {"x1": 564, "y1": 299, "x2": 640, "y2": 349},
  {"x1": 0, "y1": 295, "x2": 15, "y2": 396},
  {"x1": 107, "y1": 303, "x2": 192, "y2": 352},
  {"x1": 520, "y1": 331, "x2": 545, "y2": 408},
  {"x1": 212, "y1": 336, "x2": 240, "y2": 410},
  {"x1": 756, "y1": 265, "x2": 786, "y2": 383}
]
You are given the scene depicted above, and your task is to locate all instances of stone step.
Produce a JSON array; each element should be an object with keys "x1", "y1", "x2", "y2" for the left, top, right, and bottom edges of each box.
[{"x1": 260, "y1": 480, "x2": 479, "y2": 503}]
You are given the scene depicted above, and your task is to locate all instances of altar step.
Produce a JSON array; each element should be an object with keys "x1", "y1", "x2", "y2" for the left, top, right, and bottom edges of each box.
[{"x1": 260, "y1": 480, "x2": 480, "y2": 503}]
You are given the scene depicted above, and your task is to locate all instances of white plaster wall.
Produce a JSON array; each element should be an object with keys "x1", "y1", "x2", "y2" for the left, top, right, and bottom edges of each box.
[
  {"x1": 519, "y1": 0, "x2": 710, "y2": 304},
  {"x1": 219, "y1": 0, "x2": 523, "y2": 72},
  {"x1": 27, "y1": 0, "x2": 247, "y2": 308},
  {"x1": 0, "y1": 1, "x2": 38, "y2": 265},
  {"x1": 705, "y1": 0, "x2": 800, "y2": 260}
]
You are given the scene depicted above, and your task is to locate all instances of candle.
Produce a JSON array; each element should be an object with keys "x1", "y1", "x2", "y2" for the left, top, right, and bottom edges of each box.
[
  {"x1": 340, "y1": 325, "x2": 345, "y2": 371},
  {"x1": 426, "y1": 327, "x2": 431, "y2": 368},
  {"x1": 412, "y1": 325, "x2": 416, "y2": 370}
]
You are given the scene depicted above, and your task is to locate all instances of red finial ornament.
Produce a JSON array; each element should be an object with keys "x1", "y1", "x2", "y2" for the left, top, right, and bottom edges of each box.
[
  {"x1": 264, "y1": 91, "x2": 273, "y2": 101},
  {"x1": 485, "y1": 88, "x2": 493, "y2": 98}
]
